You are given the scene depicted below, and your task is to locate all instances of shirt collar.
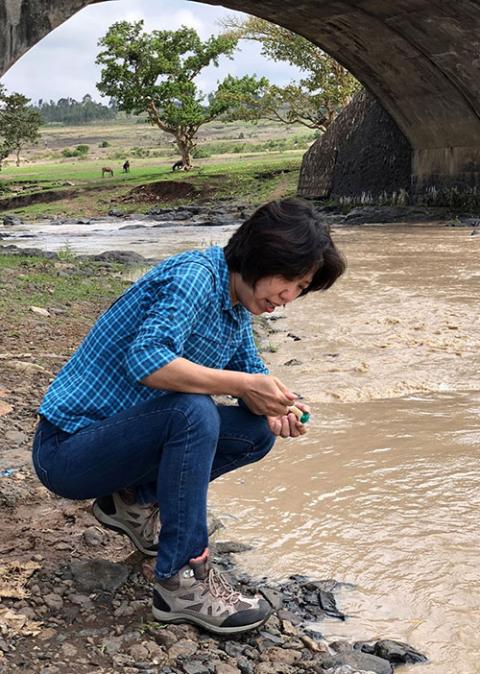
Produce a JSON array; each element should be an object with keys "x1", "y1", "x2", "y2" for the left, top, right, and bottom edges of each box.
[{"x1": 205, "y1": 246, "x2": 246, "y2": 321}]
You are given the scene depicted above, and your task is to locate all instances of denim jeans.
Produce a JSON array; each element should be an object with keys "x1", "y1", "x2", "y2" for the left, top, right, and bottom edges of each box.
[{"x1": 32, "y1": 393, "x2": 275, "y2": 579}]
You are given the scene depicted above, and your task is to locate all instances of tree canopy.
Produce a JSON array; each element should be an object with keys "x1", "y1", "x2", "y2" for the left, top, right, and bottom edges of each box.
[
  {"x1": 220, "y1": 15, "x2": 361, "y2": 131},
  {"x1": 0, "y1": 85, "x2": 42, "y2": 168},
  {"x1": 96, "y1": 21, "x2": 268, "y2": 168},
  {"x1": 33, "y1": 95, "x2": 116, "y2": 125}
]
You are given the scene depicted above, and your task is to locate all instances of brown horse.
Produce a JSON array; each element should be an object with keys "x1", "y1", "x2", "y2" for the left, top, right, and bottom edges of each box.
[{"x1": 102, "y1": 167, "x2": 114, "y2": 177}]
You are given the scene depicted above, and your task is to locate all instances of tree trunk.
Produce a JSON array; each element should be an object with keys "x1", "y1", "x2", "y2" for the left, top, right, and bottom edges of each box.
[
  {"x1": 176, "y1": 134, "x2": 194, "y2": 170},
  {"x1": 15, "y1": 148, "x2": 20, "y2": 166}
]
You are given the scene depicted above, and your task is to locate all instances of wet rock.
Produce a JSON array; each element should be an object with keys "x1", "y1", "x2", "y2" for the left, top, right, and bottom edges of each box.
[
  {"x1": 259, "y1": 588, "x2": 284, "y2": 611},
  {"x1": 354, "y1": 639, "x2": 427, "y2": 666},
  {"x1": 327, "y1": 644, "x2": 393, "y2": 674},
  {"x1": 108, "y1": 208, "x2": 125, "y2": 217},
  {"x1": 120, "y1": 224, "x2": 148, "y2": 230},
  {"x1": 91, "y1": 250, "x2": 147, "y2": 265},
  {"x1": 3, "y1": 216, "x2": 23, "y2": 226},
  {"x1": 70, "y1": 558, "x2": 129, "y2": 593},
  {"x1": 215, "y1": 541, "x2": 254, "y2": 554}
]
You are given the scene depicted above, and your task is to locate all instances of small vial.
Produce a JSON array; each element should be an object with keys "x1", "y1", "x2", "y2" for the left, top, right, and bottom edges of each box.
[{"x1": 288, "y1": 405, "x2": 310, "y2": 424}]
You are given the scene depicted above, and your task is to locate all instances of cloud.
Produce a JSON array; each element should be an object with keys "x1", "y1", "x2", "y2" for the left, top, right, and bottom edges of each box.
[{"x1": 1, "y1": 0, "x2": 302, "y2": 103}]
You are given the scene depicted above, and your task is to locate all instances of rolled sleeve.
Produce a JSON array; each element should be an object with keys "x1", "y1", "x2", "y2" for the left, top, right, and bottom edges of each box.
[
  {"x1": 226, "y1": 321, "x2": 269, "y2": 375},
  {"x1": 125, "y1": 263, "x2": 215, "y2": 382}
]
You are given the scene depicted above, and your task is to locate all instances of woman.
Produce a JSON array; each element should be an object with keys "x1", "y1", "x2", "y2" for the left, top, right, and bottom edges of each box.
[{"x1": 32, "y1": 197, "x2": 346, "y2": 635}]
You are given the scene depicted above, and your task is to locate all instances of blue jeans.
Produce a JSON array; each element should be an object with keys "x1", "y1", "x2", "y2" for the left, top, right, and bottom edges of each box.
[{"x1": 32, "y1": 393, "x2": 275, "y2": 579}]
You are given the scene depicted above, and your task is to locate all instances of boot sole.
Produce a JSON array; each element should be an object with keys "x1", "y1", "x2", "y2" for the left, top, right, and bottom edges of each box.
[
  {"x1": 92, "y1": 501, "x2": 158, "y2": 558},
  {"x1": 152, "y1": 606, "x2": 271, "y2": 635}
]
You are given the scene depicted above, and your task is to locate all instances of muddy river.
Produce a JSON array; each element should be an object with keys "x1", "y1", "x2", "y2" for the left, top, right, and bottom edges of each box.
[{"x1": 5, "y1": 218, "x2": 480, "y2": 672}]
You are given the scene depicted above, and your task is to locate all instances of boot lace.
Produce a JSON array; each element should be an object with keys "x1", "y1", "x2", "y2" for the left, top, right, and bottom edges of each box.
[{"x1": 207, "y1": 566, "x2": 241, "y2": 605}]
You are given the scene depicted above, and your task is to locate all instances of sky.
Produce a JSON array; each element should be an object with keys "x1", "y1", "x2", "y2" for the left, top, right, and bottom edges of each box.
[{"x1": 1, "y1": 0, "x2": 302, "y2": 104}]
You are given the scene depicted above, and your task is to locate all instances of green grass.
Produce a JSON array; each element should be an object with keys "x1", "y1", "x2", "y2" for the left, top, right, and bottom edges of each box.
[
  {"x1": 0, "y1": 254, "x2": 129, "y2": 313},
  {"x1": 0, "y1": 152, "x2": 303, "y2": 219}
]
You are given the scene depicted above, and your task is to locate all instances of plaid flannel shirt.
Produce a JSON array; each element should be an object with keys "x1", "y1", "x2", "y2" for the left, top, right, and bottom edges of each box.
[{"x1": 39, "y1": 246, "x2": 268, "y2": 433}]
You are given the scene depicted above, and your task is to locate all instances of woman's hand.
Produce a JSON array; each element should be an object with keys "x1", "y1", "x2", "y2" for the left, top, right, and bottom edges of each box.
[
  {"x1": 267, "y1": 402, "x2": 311, "y2": 438},
  {"x1": 241, "y1": 374, "x2": 296, "y2": 417}
]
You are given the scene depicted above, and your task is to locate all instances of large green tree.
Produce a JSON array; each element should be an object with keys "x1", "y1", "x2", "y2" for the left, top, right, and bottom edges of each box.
[
  {"x1": 96, "y1": 21, "x2": 268, "y2": 168},
  {"x1": 0, "y1": 85, "x2": 41, "y2": 168},
  {"x1": 220, "y1": 16, "x2": 361, "y2": 131}
]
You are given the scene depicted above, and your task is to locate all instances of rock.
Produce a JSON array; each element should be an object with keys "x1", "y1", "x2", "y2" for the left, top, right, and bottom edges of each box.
[
  {"x1": 215, "y1": 664, "x2": 241, "y2": 674},
  {"x1": 43, "y1": 593, "x2": 64, "y2": 611},
  {"x1": 262, "y1": 647, "x2": 302, "y2": 665},
  {"x1": 215, "y1": 541, "x2": 254, "y2": 554},
  {"x1": 355, "y1": 639, "x2": 427, "y2": 666},
  {"x1": 323, "y1": 646, "x2": 393, "y2": 674},
  {"x1": 324, "y1": 665, "x2": 375, "y2": 674},
  {"x1": 29, "y1": 306, "x2": 50, "y2": 317},
  {"x1": 60, "y1": 643, "x2": 78, "y2": 657},
  {"x1": 3, "y1": 216, "x2": 23, "y2": 226},
  {"x1": 91, "y1": 250, "x2": 147, "y2": 265},
  {"x1": 100, "y1": 635, "x2": 125, "y2": 656},
  {"x1": 70, "y1": 559, "x2": 129, "y2": 593},
  {"x1": 82, "y1": 526, "x2": 104, "y2": 547},
  {"x1": 182, "y1": 661, "x2": 210, "y2": 674},
  {"x1": 108, "y1": 208, "x2": 124, "y2": 217},
  {"x1": 167, "y1": 638, "x2": 199, "y2": 660},
  {"x1": 5, "y1": 430, "x2": 27, "y2": 445},
  {"x1": 128, "y1": 643, "x2": 149, "y2": 660},
  {"x1": 119, "y1": 224, "x2": 147, "y2": 230},
  {"x1": 283, "y1": 359, "x2": 302, "y2": 366},
  {"x1": 259, "y1": 588, "x2": 284, "y2": 611}
]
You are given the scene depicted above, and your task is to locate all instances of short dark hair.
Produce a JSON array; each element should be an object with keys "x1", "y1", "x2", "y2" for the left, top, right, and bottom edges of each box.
[{"x1": 224, "y1": 197, "x2": 346, "y2": 293}]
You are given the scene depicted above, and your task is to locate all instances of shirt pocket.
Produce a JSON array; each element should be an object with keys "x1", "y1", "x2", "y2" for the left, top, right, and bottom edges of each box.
[{"x1": 185, "y1": 325, "x2": 232, "y2": 368}]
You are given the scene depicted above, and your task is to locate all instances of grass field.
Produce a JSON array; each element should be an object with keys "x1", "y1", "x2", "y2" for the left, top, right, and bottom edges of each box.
[{"x1": 0, "y1": 119, "x2": 312, "y2": 219}]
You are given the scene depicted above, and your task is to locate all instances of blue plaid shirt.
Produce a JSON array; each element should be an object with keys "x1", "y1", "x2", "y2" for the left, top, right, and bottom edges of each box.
[{"x1": 39, "y1": 246, "x2": 268, "y2": 433}]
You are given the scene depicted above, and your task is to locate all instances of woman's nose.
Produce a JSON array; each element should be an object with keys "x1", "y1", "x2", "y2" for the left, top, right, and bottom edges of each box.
[{"x1": 279, "y1": 286, "x2": 298, "y2": 303}]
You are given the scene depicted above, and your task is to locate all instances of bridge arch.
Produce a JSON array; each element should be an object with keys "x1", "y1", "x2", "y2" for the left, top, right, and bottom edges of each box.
[{"x1": 2, "y1": 0, "x2": 480, "y2": 202}]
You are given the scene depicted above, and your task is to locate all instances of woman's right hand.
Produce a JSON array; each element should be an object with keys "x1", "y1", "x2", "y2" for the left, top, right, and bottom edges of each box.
[{"x1": 241, "y1": 373, "x2": 296, "y2": 416}]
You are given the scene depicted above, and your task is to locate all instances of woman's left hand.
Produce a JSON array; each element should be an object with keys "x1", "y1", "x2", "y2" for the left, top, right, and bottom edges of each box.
[{"x1": 267, "y1": 403, "x2": 310, "y2": 438}]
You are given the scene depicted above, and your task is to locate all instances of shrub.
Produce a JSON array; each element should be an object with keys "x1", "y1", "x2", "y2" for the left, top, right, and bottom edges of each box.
[
  {"x1": 192, "y1": 146, "x2": 212, "y2": 159},
  {"x1": 99, "y1": 140, "x2": 110, "y2": 148}
]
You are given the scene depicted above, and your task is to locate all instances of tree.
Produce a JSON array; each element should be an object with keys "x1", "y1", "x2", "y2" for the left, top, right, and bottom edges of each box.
[
  {"x1": 33, "y1": 96, "x2": 116, "y2": 125},
  {"x1": 220, "y1": 15, "x2": 361, "y2": 132},
  {"x1": 0, "y1": 86, "x2": 42, "y2": 167},
  {"x1": 96, "y1": 21, "x2": 268, "y2": 168}
]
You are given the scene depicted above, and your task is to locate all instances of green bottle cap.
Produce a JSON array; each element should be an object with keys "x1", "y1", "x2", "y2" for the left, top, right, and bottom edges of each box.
[{"x1": 300, "y1": 411, "x2": 310, "y2": 424}]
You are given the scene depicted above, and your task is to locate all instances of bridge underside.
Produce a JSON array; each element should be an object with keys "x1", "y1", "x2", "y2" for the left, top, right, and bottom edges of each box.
[{"x1": 2, "y1": 0, "x2": 480, "y2": 204}]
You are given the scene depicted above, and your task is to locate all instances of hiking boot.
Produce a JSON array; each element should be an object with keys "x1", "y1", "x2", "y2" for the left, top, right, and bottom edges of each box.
[
  {"x1": 93, "y1": 491, "x2": 159, "y2": 557},
  {"x1": 152, "y1": 548, "x2": 272, "y2": 634}
]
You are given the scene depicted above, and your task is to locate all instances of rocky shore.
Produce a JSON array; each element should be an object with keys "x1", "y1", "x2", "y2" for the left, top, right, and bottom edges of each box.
[
  {"x1": 0, "y1": 222, "x2": 432, "y2": 674},
  {"x1": 0, "y1": 467, "x2": 426, "y2": 674}
]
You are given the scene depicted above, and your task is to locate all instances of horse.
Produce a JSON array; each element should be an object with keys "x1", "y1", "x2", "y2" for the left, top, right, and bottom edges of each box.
[
  {"x1": 102, "y1": 167, "x2": 114, "y2": 177},
  {"x1": 122, "y1": 160, "x2": 130, "y2": 173}
]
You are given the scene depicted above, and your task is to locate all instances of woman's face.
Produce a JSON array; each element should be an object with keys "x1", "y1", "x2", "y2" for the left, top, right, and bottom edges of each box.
[{"x1": 233, "y1": 271, "x2": 314, "y2": 315}]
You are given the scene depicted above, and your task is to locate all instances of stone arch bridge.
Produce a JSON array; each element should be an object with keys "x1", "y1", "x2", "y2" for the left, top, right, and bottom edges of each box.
[{"x1": 2, "y1": 0, "x2": 480, "y2": 205}]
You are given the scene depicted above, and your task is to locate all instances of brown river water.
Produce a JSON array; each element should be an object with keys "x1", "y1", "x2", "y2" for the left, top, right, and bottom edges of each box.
[{"x1": 6, "y1": 219, "x2": 480, "y2": 672}]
